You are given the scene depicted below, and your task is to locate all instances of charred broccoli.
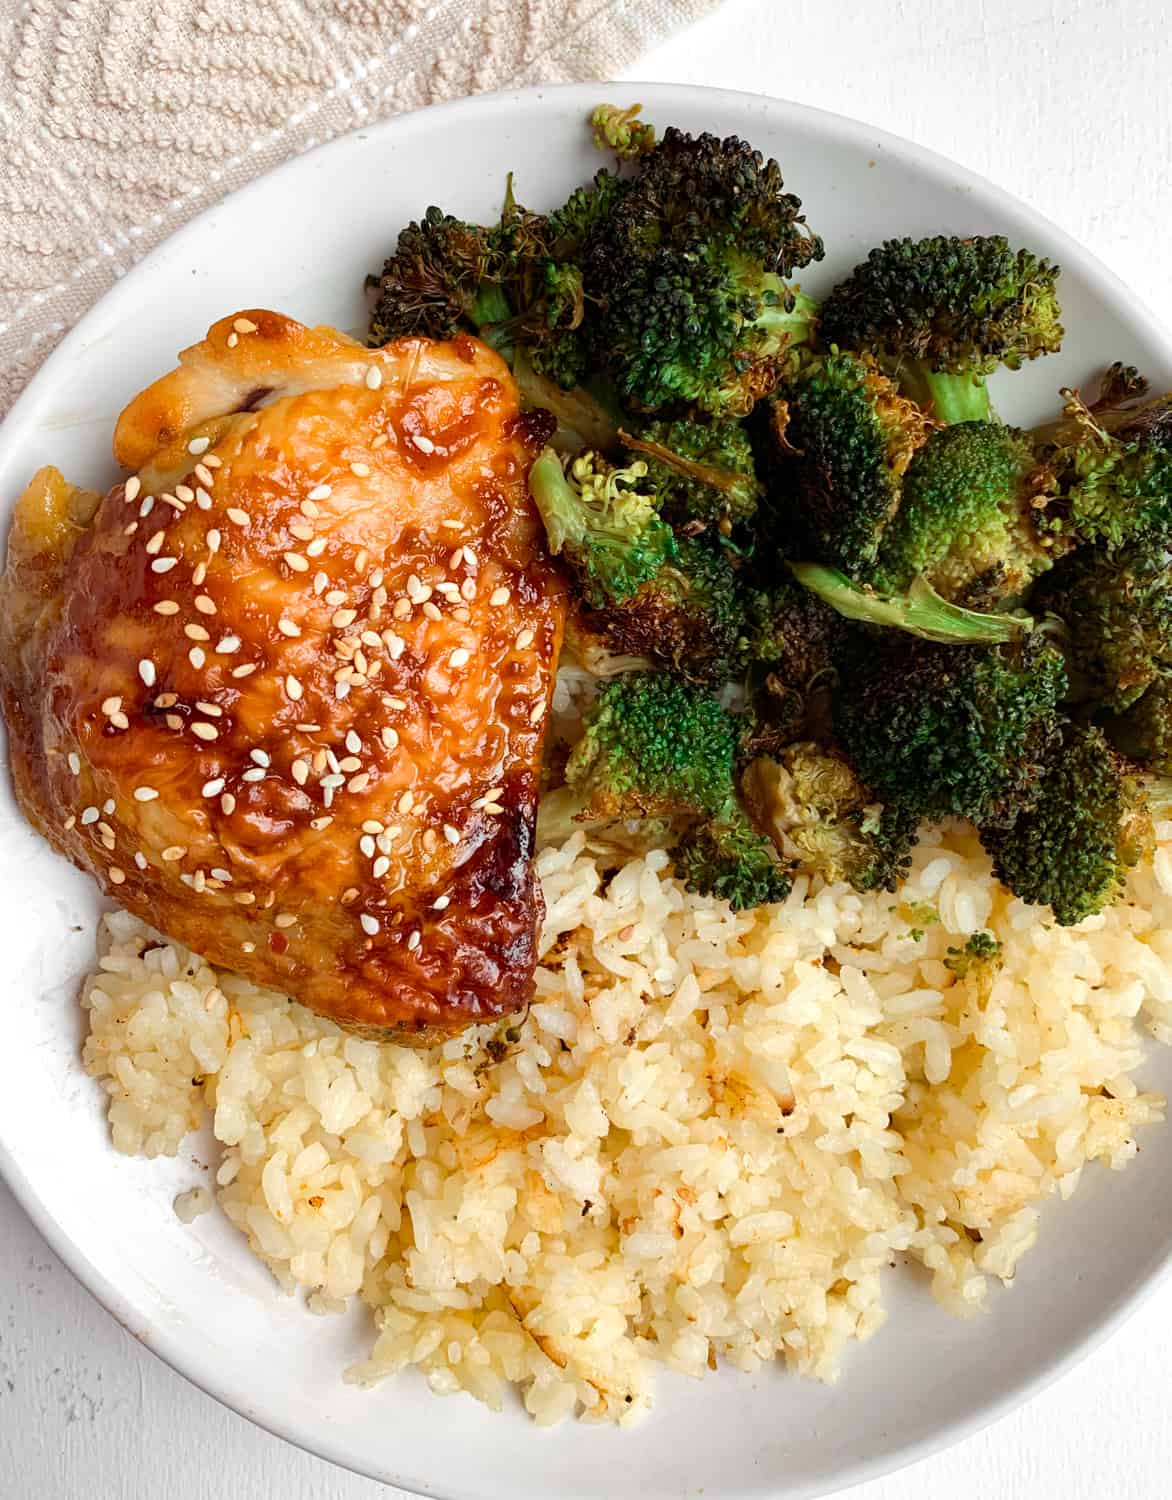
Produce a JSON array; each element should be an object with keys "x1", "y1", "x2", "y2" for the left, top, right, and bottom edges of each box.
[
  {"x1": 980, "y1": 723, "x2": 1168, "y2": 925},
  {"x1": 622, "y1": 417, "x2": 763, "y2": 530},
  {"x1": 818, "y1": 235, "x2": 1063, "y2": 424},
  {"x1": 871, "y1": 421, "x2": 1064, "y2": 605},
  {"x1": 834, "y1": 635, "x2": 1067, "y2": 826},
  {"x1": 787, "y1": 562, "x2": 1035, "y2": 645},
  {"x1": 540, "y1": 673, "x2": 789, "y2": 908}
]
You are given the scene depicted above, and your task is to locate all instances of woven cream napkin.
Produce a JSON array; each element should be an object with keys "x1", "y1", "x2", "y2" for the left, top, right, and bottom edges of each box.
[{"x1": 0, "y1": 0, "x2": 719, "y2": 415}]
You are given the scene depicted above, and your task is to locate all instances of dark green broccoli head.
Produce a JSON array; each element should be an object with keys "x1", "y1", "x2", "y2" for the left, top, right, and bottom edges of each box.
[
  {"x1": 818, "y1": 235, "x2": 1063, "y2": 423},
  {"x1": 767, "y1": 351, "x2": 935, "y2": 574},
  {"x1": 1104, "y1": 679, "x2": 1172, "y2": 774},
  {"x1": 674, "y1": 812, "x2": 792, "y2": 909},
  {"x1": 584, "y1": 536, "x2": 745, "y2": 685},
  {"x1": 579, "y1": 126, "x2": 822, "y2": 415},
  {"x1": 623, "y1": 417, "x2": 763, "y2": 529},
  {"x1": 980, "y1": 723, "x2": 1156, "y2": 925},
  {"x1": 742, "y1": 570, "x2": 851, "y2": 685},
  {"x1": 871, "y1": 421, "x2": 1063, "y2": 605},
  {"x1": 367, "y1": 208, "x2": 500, "y2": 344},
  {"x1": 834, "y1": 634, "x2": 1067, "y2": 826},
  {"x1": 529, "y1": 448, "x2": 677, "y2": 609},
  {"x1": 1033, "y1": 542, "x2": 1172, "y2": 712},
  {"x1": 742, "y1": 746, "x2": 919, "y2": 893}
]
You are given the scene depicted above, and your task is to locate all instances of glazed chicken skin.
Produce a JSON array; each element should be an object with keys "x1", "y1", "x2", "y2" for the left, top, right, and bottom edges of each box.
[{"x1": 0, "y1": 312, "x2": 566, "y2": 1039}]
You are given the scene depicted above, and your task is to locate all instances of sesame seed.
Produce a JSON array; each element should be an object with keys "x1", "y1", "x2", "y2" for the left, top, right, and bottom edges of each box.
[
  {"x1": 195, "y1": 488, "x2": 213, "y2": 511},
  {"x1": 335, "y1": 681, "x2": 351, "y2": 701},
  {"x1": 372, "y1": 434, "x2": 388, "y2": 450},
  {"x1": 81, "y1": 806, "x2": 99, "y2": 825},
  {"x1": 202, "y1": 778, "x2": 225, "y2": 797},
  {"x1": 154, "y1": 600, "x2": 180, "y2": 615},
  {"x1": 134, "y1": 786, "x2": 159, "y2": 802},
  {"x1": 284, "y1": 552, "x2": 309, "y2": 573},
  {"x1": 422, "y1": 828, "x2": 438, "y2": 853},
  {"x1": 111, "y1": 713, "x2": 130, "y2": 730},
  {"x1": 232, "y1": 663, "x2": 257, "y2": 678},
  {"x1": 123, "y1": 475, "x2": 142, "y2": 503},
  {"x1": 361, "y1": 631, "x2": 381, "y2": 649},
  {"x1": 189, "y1": 646, "x2": 207, "y2": 669},
  {"x1": 448, "y1": 549, "x2": 463, "y2": 571},
  {"x1": 226, "y1": 508, "x2": 249, "y2": 526},
  {"x1": 233, "y1": 317, "x2": 258, "y2": 333},
  {"x1": 413, "y1": 434, "x2": 436, "y2": 455},
  {"x1": 291, "y1": 759, "x2": 309, "y2": 786},
  {"x1": 210, "y1": 867, "x2": 231, "y2": 882},
  {"x1": 221, "y1": 793, "x2": 236, "y2": 814},
  {"x1": 184, "y1": 624, "x2": 210, "y2": 641},
  {"x1": 485, "y1": 786, "x2": 505, "y2": 800},
  {"x1": 102, "y1": 799, "x2": 115, "y2": 815},
  {"x1": 216, "y1": 635, "x2": 241, "y2": 654},
  {"x1": 321, "y1": 773, "x2": 345, "y2": 789},
  {"x1": 380, "y1": 727, "x2": 400, "y2": 752},
  {"x1": 306, "y1": 536, "x2": 325, "y2": 555},
  {"x1": 155, "y1": 692, "x2": 179, "y2": 708},
  {"x1": 164, "y1": 713, "x2": 184, "y2": 730},
  {"x1": 529, "y1": 702, "x2": 545, "y2": 725},
  {"x1": 194, "y1": 595, "x2": 216, "y2": 615},
  {"x1": 489, "y1": 586, "x2": 511, "y2": 607},
  {"x1": 124, "y1": 522, "x2": 138, "y2": 536},
  {"x1": 392, "y1": 598, "x2": 412, "y2": 620},
  {"x1": 365, "y1": 366, "x2": 383, "y2": 390},
  {"x1": 350, "y1": 462, "x2": 371, "y2": 478},
  {"x1": 278, "y1": 619, "x2": 301, "y2": 637},
  {"x1": 348, "y1": 772, "x2": 370, "y2": 793},
  {"x1": 174, "y1": 485, "x2": 194, "y2": 504},
  {"x1": 397, "y1": 790, "x2": 414, "y2": 814},
  {"x1": 515, "y1": 628, "x2": 535, "y2": 649},
  {"x1": 484, "y1": 803, "x2": 504, "y2": 817},
  {"x1": 108, "y1": 866, "x2": 126, "y2": 885},
  {"x1": 325, "y1": 589, "x2": 346, "y2": 607},
  {"x1": 101, "y1": 696, "x2": 121, "y2": 715},
  {"x1": 138, "y1": 495, "x2": 154, "y2": 518},
  {"x1": 250, "y1": 749, "x2": 271, "y2": 767},
  {"x1": 372, "y1": 855, "x2": 390, "y2": 879},
  {"x1": 290, "y1": 523, "x2": 314, "y2": 542},
  {"x1": 144, "y1": 529, "x2": 166, "y2": 555},
  {"x1": 191, "y1": 722, "x2": 218, "y2": 742},
  {"x1": 205, "y1": 454, "x2": 222, "y2": 468},
  {"x1": 360, "y1": 835, "x2": 376, "y2": 858},
  {"x1": 453, "y1": 608, "x2": 471, "y2": 623},
  {"x1": 194, "y1": 464, "x2": 214, "y2": 487},
  {"x1": 188, "y1": 436, "x2": 210, "y2": 455},
  {"x1": 192, "y1": 563, "x2": 208, "y2": 586},
  {"x1": 442, "y1": 519, "x2": 463, "y2": 530},
  {"x1": 274, "y1": 913, "x2": 296, "y2": 929},
  {"x1": 422, "y1": 602, "x2": 442, "y2": 621},
  {"x1": 360, "y1": 913, "x2": 380, "y2": 935},
  {"x1": 241, "y1": 767, "x2": 265, "y2": 783},
  {"x1": 310, "y1": 816, "x2": 332, "y2": 831},
  {"x1": 296, "y1": 722, "x2": 321, "y2": 732},
  {"x1": 151, "y1": 557, "x2": 178, "y2": 574},
  {"x1": 313, "y1": 572, "x2": 328, "y2": 595},
  {"x1": 162, "y1": 495, "x2": 186, "y2": 513},
  {"x1": 206, "y1": 530, "x2": 221, "y2": 554},
  {"x1": 285, "y1": 675, "x2": 303, "y2": 700},
  {"x1": 67, "y1": 752, "x2": 81, "y2": 775},
  {"x1": 333, "y1": 608, "x2": 357, "y2": 628},
  {"x1": 64, "y1": 815, "x2": 76, "y2": 831},
  {"x1": 434, "y1": 895, "x2": 450, "y2": 910},
  {"x1": 138, "y1": 659, "x2": 156, "y2": 687},
  {"x1": 135, "y1": 852, "x2": 148, "y2": 870},
  {"x1": 308, "y1": 484, "x2": 332, "y2": 502},
  {"x1": 382, "y1": 632, "x2": 406, "y2": 661},
  {"x1": 161, "y1": 846, "x2": 185, "y2": 862},
  {"x1": 449, "y1": 648, "x2": 470, "y2": 669},
  {"x1": 407, "y1": 929, "x2": 421, "y2": 951}
]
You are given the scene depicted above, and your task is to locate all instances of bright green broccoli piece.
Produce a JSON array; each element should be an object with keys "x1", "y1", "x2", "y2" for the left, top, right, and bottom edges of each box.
[
  {"x1": 547, "y1": 673, "x2": 790, "y2": 909},
  {"x1": 980, "y1": 723, "x2": 1167, "y2": 925},
  {"x1": 580, "y1": 535, "x2": 746, "y2": 685},
  {"x1": 871, "y1": 421, "x2": 1064, "y2": 605},
  {"x1": 818, "y1": 235, "x2": 1063, "y2": 423},
  {"x1": 834, "y1": 635, "x2": 1067, "y2": 826},
  {"x1": 623, "y1": 417, "x2": 763, "y2": 529},
  {"x1": 943, "y1": 931, "x2": 1004, "y2": 1000},
  {"x1": 764, "y1": 351, "x2": 935, "y2": 573},
  {"x1": 788, "y1": 562, "x2": 1034, "y2": 645},
  {"x1": 742, "y1": 745, "x2": 920, "y2": 892},
  {"x1": 578, "y1": 124, "x2": 823, "y2": 415},
  {"x1": 590, "y1": 103, "x2": 657, "y2": 160},
  {"x1": 1032, "y1": 541, "x2": 1172, "y2": 712},
  {"x1": 529, "y1": 448, "x2": 677, "y2": 608}
]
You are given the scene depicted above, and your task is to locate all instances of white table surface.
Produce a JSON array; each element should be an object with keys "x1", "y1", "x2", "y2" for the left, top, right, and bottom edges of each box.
[{"x1": 4, "y1": 0, "x2": 1172, "y2": 1494}]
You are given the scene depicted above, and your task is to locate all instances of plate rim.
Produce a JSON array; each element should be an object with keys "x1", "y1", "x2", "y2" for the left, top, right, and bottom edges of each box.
[{"x1": 3, "y1": 76, "x2": 1172, "y2": 1499}]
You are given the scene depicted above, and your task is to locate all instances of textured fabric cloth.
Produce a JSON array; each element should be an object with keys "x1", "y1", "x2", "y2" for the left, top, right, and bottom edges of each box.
[{"x1": 0, "y1": 0, "x2": 719, "y2": 414}]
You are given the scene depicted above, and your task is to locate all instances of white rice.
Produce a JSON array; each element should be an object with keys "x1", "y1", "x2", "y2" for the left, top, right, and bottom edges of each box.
[{"x1": 81, "y1": 820, "x2": 1172, "y2": 1425}]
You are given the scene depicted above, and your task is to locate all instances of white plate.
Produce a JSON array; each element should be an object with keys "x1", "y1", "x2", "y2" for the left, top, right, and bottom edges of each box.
[{"x1": 2, "y1": 80, "x2": 1172, "y2": 1500}]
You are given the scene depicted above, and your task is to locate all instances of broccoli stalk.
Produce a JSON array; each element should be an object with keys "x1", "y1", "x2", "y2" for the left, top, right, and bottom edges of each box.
[{"x1": 787, "y1": 562, "x2": 1034, "y2": 645}]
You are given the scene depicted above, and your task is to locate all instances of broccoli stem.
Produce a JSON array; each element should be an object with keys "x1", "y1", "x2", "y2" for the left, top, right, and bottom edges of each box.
[
  {"x1": 528, "y1": 448, "x2": 585, "y2": 554},
  {"x1": 788, "y1": 561, "x2": 1033, "y2": 644},
  {"x1": 897, "y1": 365, "x2": 991, "y2": 424}
]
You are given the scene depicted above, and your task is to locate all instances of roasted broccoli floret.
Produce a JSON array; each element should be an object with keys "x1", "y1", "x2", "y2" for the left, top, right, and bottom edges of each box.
[
  {"x1": 737, "y1": 573, "x2": 850, "y2": 751},
  {"x1": 834, "y1": 635, "x2": 1067, "y2": 826},
  {"x1": 764, "y1": 351, "x2": 934, "y2": 573},
  {"x1": 590, "y1": 102, "x2": 657, "y2": 160},
  {"x1": 1104, "y1": 680, "x2": 1172, "y2": 774},
  {"x1": 1033, "y1": 541, "x2": 1172, "y2": 712},
  {"x1": 788, "y1": 562, "x2": 1034, "y2": 645},
  {"x1": 529, "y1": 448, "x2": 677, "y2": 608},
  {"x1": 542, "y1": 673, "x2": 789, "y2": 909},
  {"x1": 622, "y1": 417, "x2": 763, "y2": 530},
  {"x1": 578, "y1": 536, "x2": 745, "y2": 685},
  {"x1": 367, "y1": 209, "x2": 504, "y2": 345},
  {"x1": 980, "y1": 723, "x2": 1168, "y2": 925},
  {"x1": 870, "y1": 421, "x2": 1064, "y2": 605},
  {"x1": 742, "y1": 745, "x2": 919, "y2": 892},
  {"x1": 577, "y1": 125, "x2": 823, "y2": 415},
  {"x1": 818, "y1": 235, "x2": 1063, "y2": 424}
]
